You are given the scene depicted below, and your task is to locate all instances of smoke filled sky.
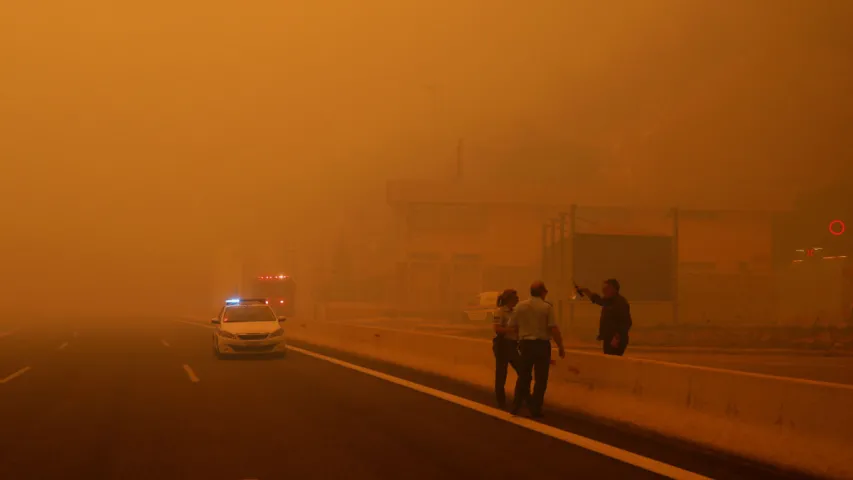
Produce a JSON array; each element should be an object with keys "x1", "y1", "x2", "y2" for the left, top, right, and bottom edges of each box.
[{"x1": 2, "y1": 0, "x2": 851, "y2": 311}]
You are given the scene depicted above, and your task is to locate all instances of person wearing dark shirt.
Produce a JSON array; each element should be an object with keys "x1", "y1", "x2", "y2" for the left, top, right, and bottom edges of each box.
[
  {"x1": 491, "y1": 289, "x2": 520, "y2": 409},
  {"x1": 578, "y1": 279, "x2": 632, "y2": 356}
]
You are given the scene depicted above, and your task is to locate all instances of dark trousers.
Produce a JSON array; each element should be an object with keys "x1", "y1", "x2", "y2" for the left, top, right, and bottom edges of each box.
[
  {"x1": 492, "y1": 337, "x2": 519, "y2": 406},
  {"x1": 513, "y1": 340, "x2": 551, "y2": 415},
  {"x1": 602, "y1": 333, "x2": 629, "y2": 356}
]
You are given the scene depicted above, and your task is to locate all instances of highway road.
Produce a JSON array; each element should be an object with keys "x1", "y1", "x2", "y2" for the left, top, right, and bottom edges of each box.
[{"x1": 0, "y1": 318, "x2": 816, "y2": 480}]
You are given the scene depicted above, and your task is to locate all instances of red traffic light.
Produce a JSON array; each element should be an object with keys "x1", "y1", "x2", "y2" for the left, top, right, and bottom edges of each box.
[{"x1": 829, "y1": 220, "x2": 845, "y2": 236}]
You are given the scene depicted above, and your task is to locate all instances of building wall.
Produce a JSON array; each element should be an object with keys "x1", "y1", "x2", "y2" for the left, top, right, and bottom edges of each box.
[
  {"x1": 401, "y1": 202, "x2": 554, "y2": 266},
  {"x1": 387, "y1": 180, "x2": 781, "y2": 322},
  {"x1": 546, "y1": 209, "x2": 776, "y2": 327},
  {"x1": 677, "y1": 210, "x2": 776, "y2": 326},
  {"x1": 775, "y1": 257, "x2": 852, "y2": 327},
  {"x1": 679, "y1": 210, "x2": 773, "y2": 274},
  {"x1": 391, "y1": 202, "x2": 557, "y2": 310}
]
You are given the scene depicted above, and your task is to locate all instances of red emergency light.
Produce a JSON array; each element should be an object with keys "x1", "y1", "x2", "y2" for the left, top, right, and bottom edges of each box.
[{"x1": 829, "y1": 220, "x2": 845, "y2": 236}]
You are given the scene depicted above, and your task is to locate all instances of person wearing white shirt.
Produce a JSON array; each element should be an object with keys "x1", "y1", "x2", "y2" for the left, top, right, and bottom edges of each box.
[{"x1": 507, "y1": 281, "x2": 565, "y2": 417}]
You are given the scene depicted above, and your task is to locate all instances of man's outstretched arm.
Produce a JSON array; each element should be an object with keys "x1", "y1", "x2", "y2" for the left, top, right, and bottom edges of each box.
[{"x1": 579, "y1": 287, "x2": 612, "y2": 306}]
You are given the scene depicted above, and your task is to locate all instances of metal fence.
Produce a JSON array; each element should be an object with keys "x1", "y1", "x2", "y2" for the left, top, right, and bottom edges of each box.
[
  {"x1": 540, "y1": 205, "x2": 852, "y2": 329},
  {"x1": 541, "y1": 205, "x2": 679, "y2": 331}
]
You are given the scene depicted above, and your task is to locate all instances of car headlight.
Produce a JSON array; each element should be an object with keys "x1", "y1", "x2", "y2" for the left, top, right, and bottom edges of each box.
[
  {"x1": 218, "y1": 330, "x2": 237, "y2": 339},
  {"x1": 269, "y1": 328, "x2": 284, "y2": 337}
]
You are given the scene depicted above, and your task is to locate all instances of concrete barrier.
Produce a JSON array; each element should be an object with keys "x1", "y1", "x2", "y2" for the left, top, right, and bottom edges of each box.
[
  {"x1": 314, "y1": 302, "x2": 459, "y2": 323},
  {"x1": 288, "y1": 321, "x2": 853, "y2": 478},
  {"x1": 314, "y1": 302, "x2": 395, "y2": 322}
]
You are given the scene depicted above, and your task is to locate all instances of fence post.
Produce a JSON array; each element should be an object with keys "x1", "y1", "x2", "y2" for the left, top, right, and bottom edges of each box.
[
  {"x1": 559, "y1": 213, "x2": 566, "y2": 285},
  {"x1": 550, "y1": 219, "x2": 557, "y2": 285},
  {"x1": 558, "y1": 212, "x2": 566, "y2": 327},
  {"x1": 672, "y1": 207, "x2": 680, "y2": 325},
  {"x1": 569, "y1": 204, "x2": 577, "y2": 328},
  {"x1": 541, "y1": 223, "x2": 548, "y2": 280}
]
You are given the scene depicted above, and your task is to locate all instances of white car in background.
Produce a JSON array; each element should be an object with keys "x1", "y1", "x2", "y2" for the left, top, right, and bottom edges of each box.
[
  {"x1": 458, "y1": 291, "x2": 500, "y2": 323},
  {"x1": 211, "y1": 299, "x2": 287, "y2": 358}
]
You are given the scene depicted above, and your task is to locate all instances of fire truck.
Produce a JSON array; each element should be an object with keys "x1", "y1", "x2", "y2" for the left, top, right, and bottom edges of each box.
[{"x1": 248, "y1": 274, "x2": 296, "y2": 318}]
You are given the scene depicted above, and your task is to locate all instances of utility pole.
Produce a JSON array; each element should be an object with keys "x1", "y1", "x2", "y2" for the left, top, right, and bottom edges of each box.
[
  {"x1": 559, "y1": 212, "x2": 566, "y2": 327},
  {"x1": 456, "y1": 138, "x2": 464, "y2": 179},
  {"x1": 541, "y1": 224, "x2": 548, "y2": 279},
  {"x1": 569, "y1": 204, "x2": 577, "y2": 328},
  {"x1": 672, "y1": 207, "x2": 679, "y2": 325},
  {"x1": 559, "y1": 213, "x2": 566, "y2": 286},
  {"x1": 549, "y1": 219, "x2": 557, "y2": 284}
]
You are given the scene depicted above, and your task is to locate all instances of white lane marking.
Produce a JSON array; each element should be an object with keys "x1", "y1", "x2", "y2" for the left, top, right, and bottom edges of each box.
[
  {"x1": 1, "y1": 366, "x2": 32, "y2": 384},
  {"x1": 161, "y1": 339, "x2": 170, "y2": 347},
  {"x1": 58, "y1": 342, "x2": 68, "y2": 350},
  {"x1": 288, "y1": 346, "x2": 709, "y2": 480},
  {"x1": 182, "y1": 364, "x2": 200, "y2": 383}
]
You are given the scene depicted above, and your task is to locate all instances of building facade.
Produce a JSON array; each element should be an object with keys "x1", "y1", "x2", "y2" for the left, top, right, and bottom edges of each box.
[
  {"x1": 387, "y1": 181, "x2": 553, "y2": 312},
  {"x1": 387, "y1": 179, "x2": 785, "y2": 325}
]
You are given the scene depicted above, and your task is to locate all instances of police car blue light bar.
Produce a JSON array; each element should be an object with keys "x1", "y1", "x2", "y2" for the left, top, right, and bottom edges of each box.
[{"x1": 225, "y1": 298, "x2": 268, "y2": 305}]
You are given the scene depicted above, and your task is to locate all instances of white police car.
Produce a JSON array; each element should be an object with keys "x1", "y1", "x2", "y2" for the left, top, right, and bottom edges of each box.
[
  {"x1": 458, "y1": 291, "x2": 500, "y2": 323},
  {"x1": 211, "y1": 298, "x2": 287, "y2": 358}
]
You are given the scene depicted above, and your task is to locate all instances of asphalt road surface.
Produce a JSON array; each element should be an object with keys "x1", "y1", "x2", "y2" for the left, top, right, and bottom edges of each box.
[{"x1": 0, "y1": 318, "x2": 816, "y2": 480}]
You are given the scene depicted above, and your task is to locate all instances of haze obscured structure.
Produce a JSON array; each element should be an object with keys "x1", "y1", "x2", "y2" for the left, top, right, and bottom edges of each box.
[{"x1": 2, "y1": 0, "x2": 851, "y2": 315}]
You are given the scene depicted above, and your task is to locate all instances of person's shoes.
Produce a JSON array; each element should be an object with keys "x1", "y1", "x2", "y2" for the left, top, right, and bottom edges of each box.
[
  {"x1": 510, "y1": 404, "x2": 523, "y2": 416},
  {"x1": 496, "y1": 400, "x2": 507, "y2": 410},
  {"x1": 530, "y1": 411, "x2": 544, "y2": 419}
]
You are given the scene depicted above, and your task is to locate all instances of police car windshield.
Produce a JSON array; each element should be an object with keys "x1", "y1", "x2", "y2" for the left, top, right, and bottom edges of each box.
[{"x1": 223, "y1": 305, "x2": 277, "y2": 323}]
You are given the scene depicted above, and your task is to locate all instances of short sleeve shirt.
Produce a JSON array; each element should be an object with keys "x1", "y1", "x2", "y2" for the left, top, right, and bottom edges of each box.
[
  {"x1": 492, "y1": 306, "x2": 517, "y2": 340},
  {"x1": 507, "y1": 297, "x2": 555, "y2": 341}
]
